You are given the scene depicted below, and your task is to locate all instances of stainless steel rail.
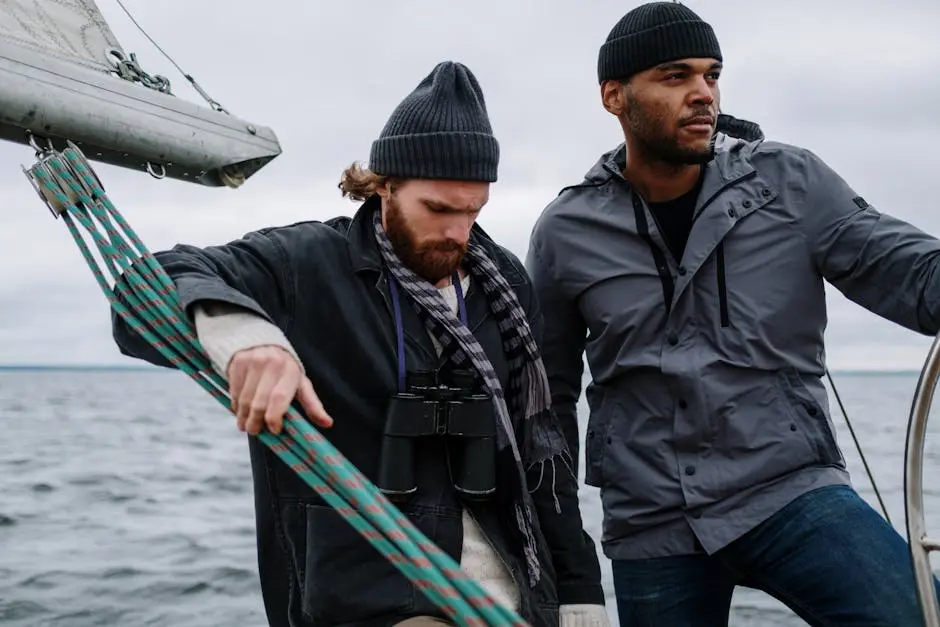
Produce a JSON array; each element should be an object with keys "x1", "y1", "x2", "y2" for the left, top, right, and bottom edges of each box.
[{"x1": 905, "y1": 333, "x2": 940, "y2": 627}]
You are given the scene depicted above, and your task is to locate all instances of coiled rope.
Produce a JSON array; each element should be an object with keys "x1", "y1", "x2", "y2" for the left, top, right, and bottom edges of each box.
[{"x1": 22, "y1": 139, "x2": 528, "y2": 627}]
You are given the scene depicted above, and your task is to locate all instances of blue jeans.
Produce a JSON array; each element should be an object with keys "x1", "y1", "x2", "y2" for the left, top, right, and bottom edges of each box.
[{"x1": 611, "y1": 485, "x2": 940, "y2": 626}]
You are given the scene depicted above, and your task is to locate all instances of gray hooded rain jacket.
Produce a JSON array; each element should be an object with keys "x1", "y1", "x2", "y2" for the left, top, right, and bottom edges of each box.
[{"x1": 526, "y1": 132, "x2": 940, "y2": 560}]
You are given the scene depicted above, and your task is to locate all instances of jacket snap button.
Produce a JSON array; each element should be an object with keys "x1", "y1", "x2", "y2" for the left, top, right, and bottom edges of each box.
[
  {"x1": 728, "y1": 208, "x2": 737, "y2": 218},
  {"x1": 806, "y1": 405, "x2": 818, "y2": 416},
  {"x1": 685, "y1": 465, "x2": 696, "y2": 476},
  {"x1": 678, "y1": 266, "x2": 687, "y2": 275},
  {"x1": 743, "y1": 200, "x2": 752, "y2": 208},
  {"x1": 762, "y1": 189, "x2": 772, "y2": 197},
  {"x1": 667, "y1": 334, "x2": 679, "y2": 345}
]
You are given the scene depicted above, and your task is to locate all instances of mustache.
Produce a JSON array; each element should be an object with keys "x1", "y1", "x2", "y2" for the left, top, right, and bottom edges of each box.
[
  {"x1": 680, "y1": 109, "x2": 716, "y2": 125},
  {"x1": 422, "y1": 240, "x2": 466, "y2": 252}
]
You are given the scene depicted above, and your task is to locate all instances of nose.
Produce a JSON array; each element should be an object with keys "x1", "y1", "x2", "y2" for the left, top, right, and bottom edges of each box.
[
  {"x1": 443, "y1": 214, "x2": 473, "y2": 243},
  {"x1": 689, "y1": 77, "x2": 715, "y2": 106}
]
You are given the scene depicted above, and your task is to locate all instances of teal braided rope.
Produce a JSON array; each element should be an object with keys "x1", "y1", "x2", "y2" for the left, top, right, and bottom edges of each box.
[
  {"x1": 25, "y1": 143, "x2": 530, "y2": 627},
  {"x1": 37, "y1": 152, "x2": 513, "y2": 626},
  {"x1": 36, "y1": 150, "x2": 513, "y2": 626}
]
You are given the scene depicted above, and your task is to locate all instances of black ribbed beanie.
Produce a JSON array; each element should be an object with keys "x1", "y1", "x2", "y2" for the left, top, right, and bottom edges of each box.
[
  {"x1": 598, "y1": 2, "x2": 722, "y2": 84},
  {"x1": 369, "y1": 61, "x2": 499, "y2": 182}
]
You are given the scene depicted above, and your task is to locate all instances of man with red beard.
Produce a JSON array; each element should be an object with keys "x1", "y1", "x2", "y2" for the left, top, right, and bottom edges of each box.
[{"x1": 110, "y1": 61, "x2": 607, "y2": 627}]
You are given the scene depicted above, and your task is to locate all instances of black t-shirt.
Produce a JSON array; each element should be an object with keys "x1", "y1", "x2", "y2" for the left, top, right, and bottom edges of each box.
[{"x1": 647, "y1": 167, "x2": 705, "y2": 262}]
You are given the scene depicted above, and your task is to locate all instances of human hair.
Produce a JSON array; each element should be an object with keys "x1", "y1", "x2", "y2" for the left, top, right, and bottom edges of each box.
[{"x1": 337, "y1": 162, "x2": 400, "y2": 202}]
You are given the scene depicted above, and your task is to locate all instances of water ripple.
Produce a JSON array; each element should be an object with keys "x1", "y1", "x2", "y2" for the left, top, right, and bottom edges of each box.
[{"x1": 1, "y1": 370, "x2": 938, "y2": 626}]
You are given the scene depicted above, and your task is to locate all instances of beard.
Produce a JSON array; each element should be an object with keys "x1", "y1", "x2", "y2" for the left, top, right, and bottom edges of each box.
[
  {"x1": 624, "y1": 92, "x2": 715, "y2": 166},
  {"x1": 385, "y1": 194, "x2": 467, "y2": 284}
]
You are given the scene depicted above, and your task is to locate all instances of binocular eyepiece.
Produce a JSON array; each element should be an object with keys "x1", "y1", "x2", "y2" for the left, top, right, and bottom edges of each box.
[{"x1": 376, "y1": 369, "x2": 497, "y2": 502}]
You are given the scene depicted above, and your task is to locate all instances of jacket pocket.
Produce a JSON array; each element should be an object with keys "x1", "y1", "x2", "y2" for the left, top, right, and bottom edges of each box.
[
  {"x1": 704, "y1": 373, "x2": 824, "y2": 501},
  {"x1": 584, "y1": 387, "x2": 613, "y2": 487},
  {"x1": 778, "y1": 369, "x2": 844, "y2": 468},
  {"x1": 298, "y1": 502, "x2": 416, "y2": 624},
  {"x1": 532, "y1": 603, "x2": 561, "y2": 627}
]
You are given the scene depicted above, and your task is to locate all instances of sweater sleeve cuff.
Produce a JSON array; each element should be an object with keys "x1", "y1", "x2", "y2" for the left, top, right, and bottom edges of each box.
[
  {"x1": 193, "y1": 302, "x2": 301, "y2": 377},
  {"x1": 558, "y1": 580, "x2": 607, "y2": 607}
]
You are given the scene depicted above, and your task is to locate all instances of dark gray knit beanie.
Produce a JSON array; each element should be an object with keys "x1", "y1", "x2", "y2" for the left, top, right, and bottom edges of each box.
[
  {"x1": 369, "y1": 61, "x2": 499, "y2": 182},
  {"x1": 598, "y1": 2, "x2": 722, "y2": 84}
]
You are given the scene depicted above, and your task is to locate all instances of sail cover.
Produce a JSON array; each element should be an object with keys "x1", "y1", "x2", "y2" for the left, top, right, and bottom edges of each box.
[
  {"x1": 0, "y1": 0, "x2": 282, "y2": 187},
  {"x1": 0, "y1": 0, "x2": 124, "y2": 72}
]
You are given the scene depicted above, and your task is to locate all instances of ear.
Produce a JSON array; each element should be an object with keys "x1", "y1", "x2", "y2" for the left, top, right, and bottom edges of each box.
[
  {"x1": 601, "y1": 80, "x2": 627, "y2": 116},
  {"x1": 376, "y1": 183, "x2": 392, "y2": 201}
]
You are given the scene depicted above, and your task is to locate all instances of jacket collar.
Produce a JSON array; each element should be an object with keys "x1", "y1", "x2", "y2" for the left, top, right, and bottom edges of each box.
[
  {"x1": 346, "y1": 195, "x2": 384, "y2": 274},
  {"x1": 596, "y1": 132, "x2": 758, "y2": 197},
  {"x1": 583, "y1": 113, "x2": 765, "y2": 192}
]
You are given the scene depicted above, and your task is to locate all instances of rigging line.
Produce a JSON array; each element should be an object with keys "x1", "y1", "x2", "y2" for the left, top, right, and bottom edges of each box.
[
  {"x1": 112, "y1": 0, "x2": 229, "y2": 113},
  {"x1": 825, "y1": 369, "x2": 892, "y2": 526}
]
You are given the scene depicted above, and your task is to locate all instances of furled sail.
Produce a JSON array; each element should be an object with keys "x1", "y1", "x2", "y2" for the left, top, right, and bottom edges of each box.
[
  {"x1": 0, "y1": 0, "x2": 282, "y2": 187},
  {"x1": 0, "y1": 0, "x2": 125, "y2": 72}
]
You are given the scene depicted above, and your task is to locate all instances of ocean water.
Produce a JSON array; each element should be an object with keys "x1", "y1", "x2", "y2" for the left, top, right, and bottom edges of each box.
[{"x1": 1, "y1": 369, "x2": 939, "y2": 626}]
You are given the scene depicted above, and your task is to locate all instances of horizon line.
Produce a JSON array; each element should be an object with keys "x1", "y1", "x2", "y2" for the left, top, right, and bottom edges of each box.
[{"x1": 0, "y1": 364, "x2": 924, "y2": 376}]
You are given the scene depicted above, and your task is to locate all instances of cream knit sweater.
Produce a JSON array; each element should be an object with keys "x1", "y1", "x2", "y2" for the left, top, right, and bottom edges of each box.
[{"x1": 192, "y1": 275, "x2": 608, "y2": 626}]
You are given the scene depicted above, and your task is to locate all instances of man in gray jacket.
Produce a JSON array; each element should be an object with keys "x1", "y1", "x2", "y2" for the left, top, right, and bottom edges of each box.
[{"x1": 526, "y1": 2, "x2": 940, "y2": 625}]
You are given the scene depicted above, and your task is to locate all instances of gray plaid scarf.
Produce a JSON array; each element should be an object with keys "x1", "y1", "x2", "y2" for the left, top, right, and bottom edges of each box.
[{"x1": 372, "y1": 208, "x2": 571, "y2": 587}]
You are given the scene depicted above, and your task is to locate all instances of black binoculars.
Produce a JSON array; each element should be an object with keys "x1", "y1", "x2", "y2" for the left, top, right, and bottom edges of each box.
[{"x1": 376, "y1": 369, "x2": 497, "y2": 502}]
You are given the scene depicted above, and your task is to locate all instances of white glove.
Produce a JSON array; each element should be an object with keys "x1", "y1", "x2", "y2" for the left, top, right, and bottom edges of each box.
[{"x1": 559, "y1": 604, "x2": 610, "y2": 627}]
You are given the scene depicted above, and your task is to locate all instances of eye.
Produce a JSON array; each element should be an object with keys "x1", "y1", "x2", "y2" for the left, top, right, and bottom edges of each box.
[
  {"x1": 664, "y1": 72, "x2": 685, "y2": 81},
  {"x1": 706, "y1": 71, "x2": 721, "y2": 81}
]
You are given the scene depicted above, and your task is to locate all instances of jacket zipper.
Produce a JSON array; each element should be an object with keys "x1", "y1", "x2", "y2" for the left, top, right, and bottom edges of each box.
[
  {"x1": 716, "y1": 241, "x2": 729, "y2": 327},
  {"x1": 631, "y1": 194, "x2": 674, "y2": 312},
  {"x1": 621, "y1": 171, "x2": 751, "y2": 327}
]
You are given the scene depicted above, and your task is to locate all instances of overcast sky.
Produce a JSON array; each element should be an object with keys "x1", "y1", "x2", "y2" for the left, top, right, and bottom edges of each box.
[{"x1": 1, "y1": 0, "x2": 938, "y2": 370}]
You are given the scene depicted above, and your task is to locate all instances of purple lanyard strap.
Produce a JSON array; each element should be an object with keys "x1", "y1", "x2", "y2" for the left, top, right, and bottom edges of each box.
[{"x1": 388, "y1": 272, "x2": 466, "y2": 393}]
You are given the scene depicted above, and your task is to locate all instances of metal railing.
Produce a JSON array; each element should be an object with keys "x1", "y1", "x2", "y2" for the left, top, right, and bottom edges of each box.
[{"x1": 905, "y1": 333, "x2": 940, "y2": 627}]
